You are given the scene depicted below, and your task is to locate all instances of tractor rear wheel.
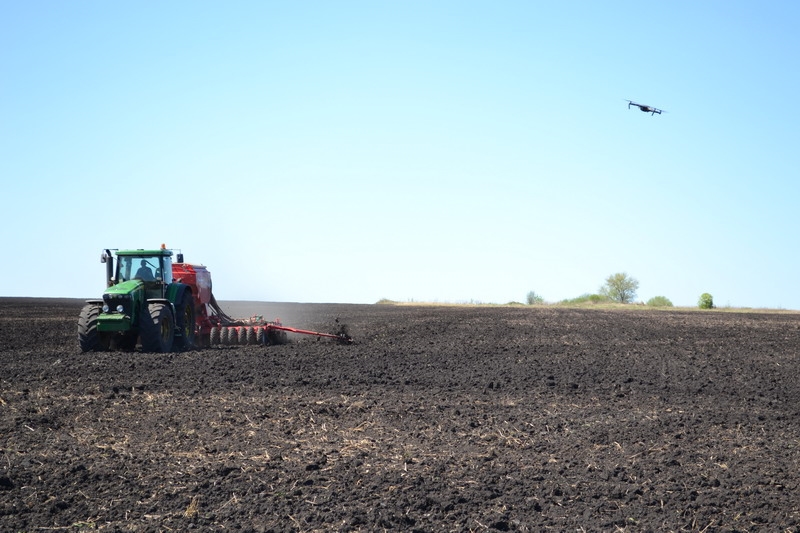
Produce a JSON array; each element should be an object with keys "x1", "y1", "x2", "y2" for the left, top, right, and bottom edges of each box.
[
  {"x1": 78, "y1": 304, "x2": 109, "y2": 352},
  {"x1": 174, "y1": 292, "x2": 196, "y2": 350},
  {"x1": 141, "y1": 302, "x2": 175, "y2": 352}
]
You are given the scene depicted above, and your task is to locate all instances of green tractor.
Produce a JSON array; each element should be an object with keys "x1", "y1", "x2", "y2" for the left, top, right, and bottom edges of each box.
[{"x1": 78, "y1": 246, "x2": 196, "y2": 352}]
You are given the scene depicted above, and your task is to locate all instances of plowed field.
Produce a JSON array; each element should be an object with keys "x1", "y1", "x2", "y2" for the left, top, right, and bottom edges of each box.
[{"x1": 2, "y1": 298, "x2": 800, "y2": 532}]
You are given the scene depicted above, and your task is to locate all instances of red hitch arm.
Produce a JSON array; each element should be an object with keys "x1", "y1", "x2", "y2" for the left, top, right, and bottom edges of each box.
[{"x1": 267, "y1": 324, "x2": 353, "y2": 344}]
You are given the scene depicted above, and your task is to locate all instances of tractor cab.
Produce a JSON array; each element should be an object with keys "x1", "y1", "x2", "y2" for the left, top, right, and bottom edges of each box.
[{"x1": 113, "y1": 248, "x2": 174, "y2": 299}]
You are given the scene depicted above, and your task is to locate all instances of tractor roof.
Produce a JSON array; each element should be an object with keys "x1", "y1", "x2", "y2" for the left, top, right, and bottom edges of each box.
[{"x1": 116, "y1": 249, "x2": 173, "y2": 257}]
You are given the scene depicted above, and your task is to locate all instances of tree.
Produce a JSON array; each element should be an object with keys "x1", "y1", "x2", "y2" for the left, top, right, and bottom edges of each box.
[
  {"x1": 646, "y1": 296, "x2": 673, "y2": 307},
  {"x1": 698, "y1": 293, "x2": 714, "y2": 309},
  {"x1": 526, "y1": 291, "x2": 544, "y2": 305},
  {"x1": 600, "y1": 272, "x2": 639, "y2": 304}
]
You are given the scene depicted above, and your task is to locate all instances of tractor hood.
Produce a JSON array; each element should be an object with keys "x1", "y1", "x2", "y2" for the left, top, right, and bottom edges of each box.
[{"x1": 105, "y1": 279, "x2": 143, "y2": 296}]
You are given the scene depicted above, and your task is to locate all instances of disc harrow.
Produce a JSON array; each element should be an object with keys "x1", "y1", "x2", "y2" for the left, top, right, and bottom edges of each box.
[{"x1": 209, "y1": 317, "x2": 353, "y2": 346}]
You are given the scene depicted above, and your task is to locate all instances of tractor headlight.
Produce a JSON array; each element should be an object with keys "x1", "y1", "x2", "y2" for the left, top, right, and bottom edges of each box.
[
  {"x1": 116, "y1": 304, "x2": 124, "y2": 313},
  {"x1": 102, "y1": 304, "x2": 110, "y2": 313}
]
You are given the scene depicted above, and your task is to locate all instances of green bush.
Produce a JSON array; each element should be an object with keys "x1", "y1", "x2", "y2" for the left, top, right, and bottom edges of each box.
[
  {"x1": 526, "y1": 291, "x2": 545, "y2": 305},
  {"x1": 560, "y1": 293, "x2": 610, "y2": 305},
  {"x1": 646, "y1": 296, "x2": 673, "y2": 307},
  {"x1": 698, "y1": 293, "x2": 714, "y2": 309}
]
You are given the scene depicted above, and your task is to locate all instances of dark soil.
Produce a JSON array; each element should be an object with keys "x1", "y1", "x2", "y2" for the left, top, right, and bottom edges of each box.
[{"x1": 2, "y1": 297, "x2": 800, "y2": 532}]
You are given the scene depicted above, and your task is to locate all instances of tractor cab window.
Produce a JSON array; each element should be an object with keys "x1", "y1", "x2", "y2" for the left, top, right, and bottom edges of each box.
[
  {"x1": 117, "y1": 255, "x2": 172, "y2": 283},
  {"x1": 118, "y1": 256, "x2": 157, "y2": 282},
  {"x1": 117, "y1": 257, "x2": 131, "y2": 282},
  {"x1": 117, "y1": 257, "x2": 136, "y2": 282},
  {"x1": 135, "y1": 259, "x2": 157, "y2": 281},
  {"x1": 159, "y1": 257, "x2": 173, "y2": 283}
]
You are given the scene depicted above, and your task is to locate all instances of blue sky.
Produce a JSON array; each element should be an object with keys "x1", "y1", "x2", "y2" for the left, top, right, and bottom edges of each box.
[{"x1": 2, "y1": 1, "x2": 799, "y2": 307}]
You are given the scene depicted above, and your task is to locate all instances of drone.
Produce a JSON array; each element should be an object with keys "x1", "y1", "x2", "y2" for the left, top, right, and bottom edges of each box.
[{"x1": 626, "y1": 100, "x2": 664, "y2": 115}]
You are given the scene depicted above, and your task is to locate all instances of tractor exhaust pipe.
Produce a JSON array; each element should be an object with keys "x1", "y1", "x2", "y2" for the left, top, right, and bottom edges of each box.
[{"x1": 101, "y1": 249, "x2": 114, "y2": 287}]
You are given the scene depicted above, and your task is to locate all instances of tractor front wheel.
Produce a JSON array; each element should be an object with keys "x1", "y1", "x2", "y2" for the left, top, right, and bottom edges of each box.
[
  {"x1": 141, "y1": 302, "x2": 175, "y2": 352},
  {"x1": 78, "y1": 304, "x2": 110, "y2": 352}
]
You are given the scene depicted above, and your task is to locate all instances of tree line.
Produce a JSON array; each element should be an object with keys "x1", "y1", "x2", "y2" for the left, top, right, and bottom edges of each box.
[{"x1": 527, "y1": 273, "x2": 715, "y2": 309}]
